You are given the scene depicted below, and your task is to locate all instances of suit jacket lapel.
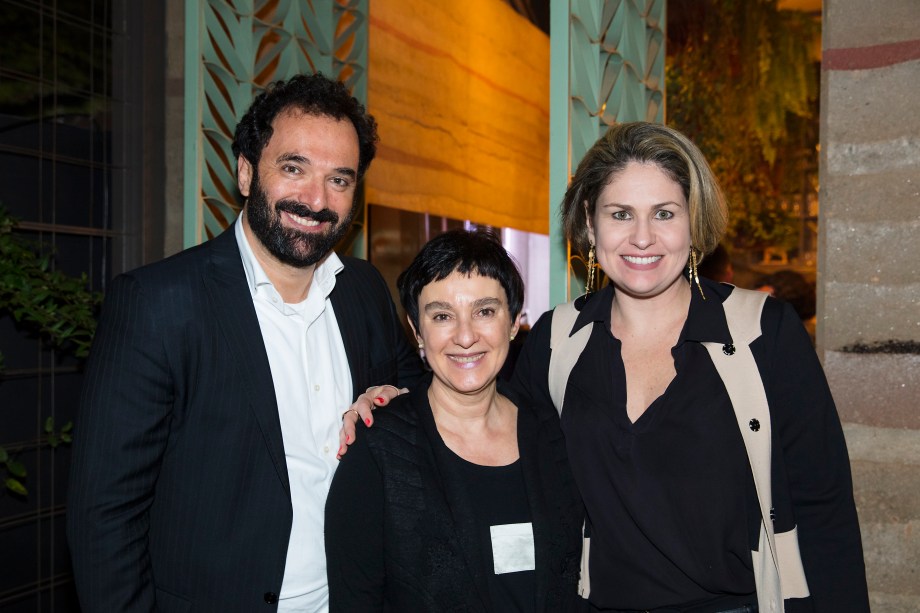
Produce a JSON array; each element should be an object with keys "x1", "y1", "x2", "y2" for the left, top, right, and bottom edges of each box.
[
  {"x1": 328, "y1": 269, "x2": 367, "y2": 399},
  {"x1": 204, "y1": 227, "x2": 290, "y2": 493}
]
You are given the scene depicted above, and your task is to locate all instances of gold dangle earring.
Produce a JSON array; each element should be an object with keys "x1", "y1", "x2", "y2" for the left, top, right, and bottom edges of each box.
[
  {"x1": 689, "y1": 247, "x2": 706, "y2": 300},
  {"x1": 585, "y1": 244, "x2": 597, "y2": 295}
]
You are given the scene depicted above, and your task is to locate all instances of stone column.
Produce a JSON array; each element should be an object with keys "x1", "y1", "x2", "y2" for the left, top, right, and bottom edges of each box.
[{"x1": 819, "y1": 0, "x2": 920, "y2": 608}]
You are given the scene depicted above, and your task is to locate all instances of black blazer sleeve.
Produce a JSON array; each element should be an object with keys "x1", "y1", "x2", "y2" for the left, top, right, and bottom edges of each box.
[
  {"x1": 758, "y1": 300, "x2": 869, "y2": 611},
  {"x1": 508, "y1": 309, "x2": 556, "y2": 416},
  {"x1": 67, "y1": 273, "x2": 171, "y2": 612}
]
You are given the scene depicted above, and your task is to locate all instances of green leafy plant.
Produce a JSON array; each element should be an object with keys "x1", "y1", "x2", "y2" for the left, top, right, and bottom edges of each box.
[
  {"x1": 0, "y1": 446, "x2": 28, "y2": 496},
  {"x1": 1, "y1": 417, "x2": 73, "y2": 496},
  {"x1": 45, "y1": 415, "x2": 74, "y2": 448},
  {"x1": 0, "y1": 205, "x2": 102, "y2": 370},
  {"x1": 1, "y1": 205, "x2": 100, "y2": 496}
]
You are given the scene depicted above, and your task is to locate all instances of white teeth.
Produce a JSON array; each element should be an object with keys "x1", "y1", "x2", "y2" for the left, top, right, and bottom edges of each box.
[
  {"x1": 287, "y1": 212, "x2": 320, "y2": 227},
  {"x1": 450, "y1": 354, "x2": 483, "y2": 363},
  {"x1": 623, "y1": 255, "x2": 661, "y2": 264}
]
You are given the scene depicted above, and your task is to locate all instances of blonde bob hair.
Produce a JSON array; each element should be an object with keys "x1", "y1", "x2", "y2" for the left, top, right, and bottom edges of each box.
[{"x1": 561, "y1": 122, "x2": 728, "y2": 264}]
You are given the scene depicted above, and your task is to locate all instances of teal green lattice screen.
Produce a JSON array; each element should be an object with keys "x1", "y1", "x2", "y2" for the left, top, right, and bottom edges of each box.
[
  {"x1": 549, "y1": 0, "x2": 666, "y2": 305},
  {"x1": 183, "y1": 0, "x2": 368, "y2": 248}
]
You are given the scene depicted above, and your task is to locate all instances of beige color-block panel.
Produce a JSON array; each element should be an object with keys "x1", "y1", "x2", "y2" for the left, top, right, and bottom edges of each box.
[
  {"x1": 824, "y1": 352, "x2": 920, "y2": 427},
  {"x1": 822, "y1": 282, "x2": 920, "y2": 347},
  {"x1": 824, "y1": 0, "x2": 920, "y2": 49},
  {"x1": 823, "y1": 219, "x2": 920, "y2": 286},
  {"x1": 366, "y1": 0, "x2": 550, "y2": 233},
  {"x1": 824, "y1": 61, "x2": 920, "y2": 144},
  {"x1": 822, "y1": 168, "x2": 920, "y2": 223}
]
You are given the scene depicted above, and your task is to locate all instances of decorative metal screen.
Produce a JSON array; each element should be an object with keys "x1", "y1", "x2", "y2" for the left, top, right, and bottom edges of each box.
[
  {"x1": 550, "y1": 0, "x2": 666, "y2": 304},
  {"x1": 183, "y1": 0, "x2": 368, "y2": 247},
  {"x1": 570, "y1": 0, "x2": 665, "y2": 161}
]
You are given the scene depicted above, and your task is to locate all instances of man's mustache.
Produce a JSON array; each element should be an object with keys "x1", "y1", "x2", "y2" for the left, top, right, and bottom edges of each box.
[{"x1": 275, "y1": 200, "x2": 339, "y2": 224}]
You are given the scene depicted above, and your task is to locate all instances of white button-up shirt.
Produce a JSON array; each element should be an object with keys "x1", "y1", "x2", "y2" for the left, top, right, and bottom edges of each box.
[{"x1": 236, "y1": 219, "x2": 352, "y2": 612}]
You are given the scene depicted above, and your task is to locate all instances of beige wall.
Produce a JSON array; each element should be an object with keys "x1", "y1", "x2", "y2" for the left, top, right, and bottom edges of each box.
[
  {"x1": 365, "y1": 0, "x2": 550, "y2": 234},
  {"x1": 819, "y1": 0, "x2": 920, "y2": 609}
]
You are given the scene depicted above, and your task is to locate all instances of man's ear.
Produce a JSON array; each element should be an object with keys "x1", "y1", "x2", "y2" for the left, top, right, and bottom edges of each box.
[{"x1": 237, "y1": 155, "x2": 253, "y2": 198}]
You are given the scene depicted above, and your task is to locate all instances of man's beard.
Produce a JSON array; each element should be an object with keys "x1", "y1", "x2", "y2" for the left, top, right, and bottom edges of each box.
[{"x1": 245, "y1": 171, "x2": 356, "y2": 268}]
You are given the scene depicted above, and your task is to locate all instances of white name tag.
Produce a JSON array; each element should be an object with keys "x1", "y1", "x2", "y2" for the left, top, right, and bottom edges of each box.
[{"x1": 489, "y1": 522, "x2": 535, "y2": 574}]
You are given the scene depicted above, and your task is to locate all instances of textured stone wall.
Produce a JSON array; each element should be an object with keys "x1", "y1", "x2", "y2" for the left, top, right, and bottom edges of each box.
[
  {"x1": 365, "y1": 0, "x2": 550, "y2": 234},
  {"x1": 819, "y1": 0, "x2": 920, "y2": 609}
]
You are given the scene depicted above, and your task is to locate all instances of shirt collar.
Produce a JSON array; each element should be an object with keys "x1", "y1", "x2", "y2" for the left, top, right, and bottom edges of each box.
[
  {"x1": 568, "y1": 277, "x2": 734, "y2": 346},
  {"x1": 234, "y1": 215, "x2": 344, "y2": 308},
  {"x1": 681, "y1": 277, "x2": 734, "y2": 345}
]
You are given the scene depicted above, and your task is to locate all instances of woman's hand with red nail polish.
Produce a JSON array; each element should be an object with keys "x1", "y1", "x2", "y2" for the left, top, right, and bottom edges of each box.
[{"x1": 336, "y1": 383, "x2": 409, "y2": 459}]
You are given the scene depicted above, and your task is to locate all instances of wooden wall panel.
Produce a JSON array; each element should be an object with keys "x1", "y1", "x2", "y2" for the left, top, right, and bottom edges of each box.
[{"x1": 366, "y1": 1, "x2": 550, "y2": 234}]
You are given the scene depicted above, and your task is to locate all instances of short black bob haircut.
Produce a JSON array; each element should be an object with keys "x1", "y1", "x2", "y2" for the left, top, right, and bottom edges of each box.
[
  {"x1": 231, "y1": 72, "x2": 378, "y2": 179},
  {"x1": 397, "y1": 229, "x2": 525, "y2": 332}
]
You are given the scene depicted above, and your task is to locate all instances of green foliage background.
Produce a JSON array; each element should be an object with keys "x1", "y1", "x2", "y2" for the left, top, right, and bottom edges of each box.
[
  {"x1": 666, "y1": 0, "x2": 821, "y2": 253},
  {"x1": 0, "y1": 207, "x2": 100, "y2": 368},
  {"x1": 0, "y1": 206, "x2": 101, "y2": 495}
]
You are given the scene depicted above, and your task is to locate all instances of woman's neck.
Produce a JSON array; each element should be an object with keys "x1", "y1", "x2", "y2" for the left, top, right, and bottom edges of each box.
[
  {"x1": 427, "y1": 379, "x2": 501, "y2": 427},
  {"x1": 611, "y1": 277, "x2": 692, "y2": 338},
  {"x1": 427, "y1": 379, "x2": 518, "y2": 466}
]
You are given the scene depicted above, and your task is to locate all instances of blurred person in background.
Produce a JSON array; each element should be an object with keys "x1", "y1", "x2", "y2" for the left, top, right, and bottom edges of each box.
[
  {"x1": 755, "y1": 269, "x2": 817, "y2": 344},
  {"x1": 697, "y1": 243, "x2": 734, "y2": 284}
]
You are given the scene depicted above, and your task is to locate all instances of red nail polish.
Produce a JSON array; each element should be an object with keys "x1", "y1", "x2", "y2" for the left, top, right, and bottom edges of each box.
[
  {"x1": 375, "y1": 396, "x2": 385, "y2": 404},
  {"x1": 345, "y1": 435, "x2": 350, "y2": 443},
  {"x1": 365, "y1": 418, "x2": 371, "y2": 426}
]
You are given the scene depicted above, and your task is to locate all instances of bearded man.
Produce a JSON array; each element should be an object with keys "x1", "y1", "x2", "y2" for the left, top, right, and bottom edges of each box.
[{"x1": 67, "y1": 73, "x2": 423, "y2": 613}]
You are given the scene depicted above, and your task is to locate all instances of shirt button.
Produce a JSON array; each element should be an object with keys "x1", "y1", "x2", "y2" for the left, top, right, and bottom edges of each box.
[
  {"x1": 323, "y1": 445, "x2": 330, "y2": 454},
  {"x1": 314, "y1": 384, "x2": 320, "y2": 391},
  {"x1": 749, "y1": 418, "x2": 761, "y2": 432},
  {"x1": 264, "y1": 592, "x2": 278, "y2": 604}
]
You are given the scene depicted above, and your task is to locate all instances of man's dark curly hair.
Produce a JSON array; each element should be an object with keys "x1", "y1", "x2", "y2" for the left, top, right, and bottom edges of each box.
[{"x1": 231, "y1": 73, "x2": 378, "y2": 179}]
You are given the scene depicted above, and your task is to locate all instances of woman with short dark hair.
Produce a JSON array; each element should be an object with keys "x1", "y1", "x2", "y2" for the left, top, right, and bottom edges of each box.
[{"x1": 325, "y1": 230, "x2": 584, "y2": 612}]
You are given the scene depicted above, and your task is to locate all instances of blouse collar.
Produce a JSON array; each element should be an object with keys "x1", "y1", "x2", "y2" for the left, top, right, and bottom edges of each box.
[{"x1": 567, "y1": 277, "x2": 735, "y2": 346}]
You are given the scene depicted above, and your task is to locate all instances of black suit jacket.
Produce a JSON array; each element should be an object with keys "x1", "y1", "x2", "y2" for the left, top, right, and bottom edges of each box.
[
  {"x1": 325, "y1": 375, "x2": 585, "y2": 612},
  {"x1": 67, "y1": 226, "x2": 423, "y2": 612}
]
